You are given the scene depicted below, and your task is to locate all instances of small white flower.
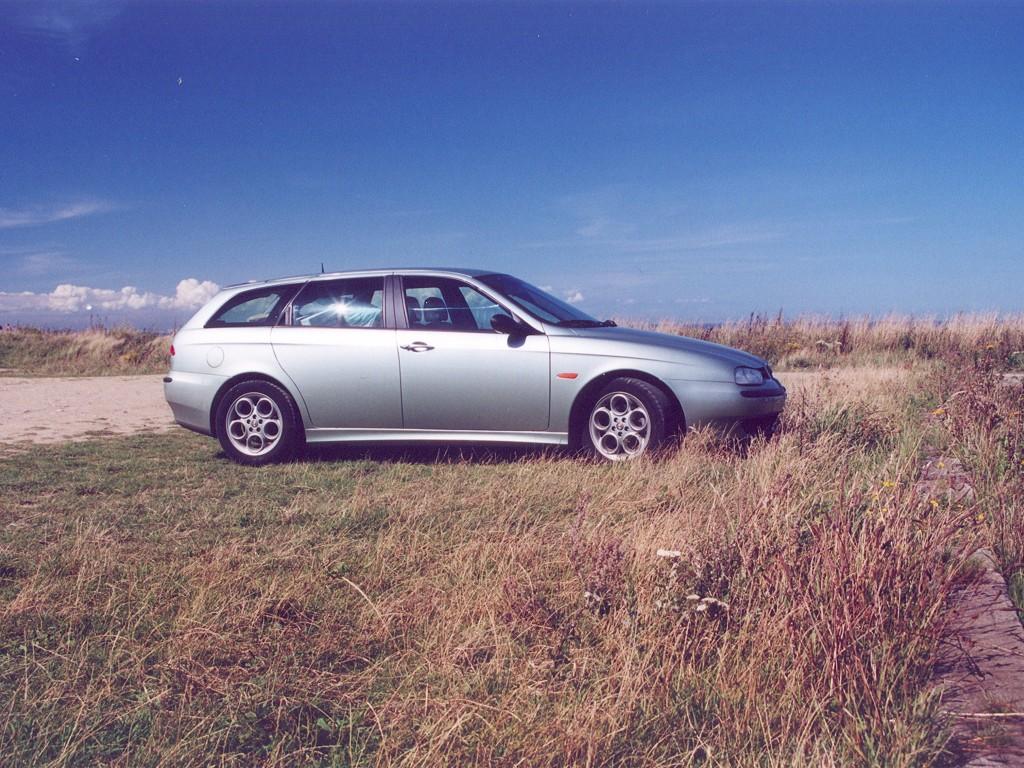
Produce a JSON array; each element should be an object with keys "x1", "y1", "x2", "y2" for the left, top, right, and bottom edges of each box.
[
  {"x1": 700, "y1": 597, "x2": 730, "y2": 611},
  {"x1": 657, "y1": 549, "x2": 682, "y2": 558}
]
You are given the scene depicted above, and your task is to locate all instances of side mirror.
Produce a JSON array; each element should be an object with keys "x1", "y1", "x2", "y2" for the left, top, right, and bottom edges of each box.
[{"x1": 490, "y1": 313, "x2": 526, "y2": 335}]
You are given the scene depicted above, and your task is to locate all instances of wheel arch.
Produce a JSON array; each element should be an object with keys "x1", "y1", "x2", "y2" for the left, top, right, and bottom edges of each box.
[
  {"x1": 567, "y1": 369, "x2": 686, "y2": 447},
  {"x1": 209, "y1": 372, "x2": 306, "y2": 437}
]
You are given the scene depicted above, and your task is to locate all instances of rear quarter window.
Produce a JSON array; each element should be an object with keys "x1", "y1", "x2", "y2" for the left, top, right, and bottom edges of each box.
[
  {"x1": 205, "y1": 285, "x2": 299, "y2": 328},
  {"x1": 291, "y1": 277, "x2": 385, "y2": 328}
]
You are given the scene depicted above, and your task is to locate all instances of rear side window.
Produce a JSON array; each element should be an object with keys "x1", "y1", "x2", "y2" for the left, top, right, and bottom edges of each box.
[
  {"x1": 290, "y1": 277, "x2": 385, "y2": 328},
  {"x1": 402, "y1": 276, "x2": 504, "y2": 332},
  {"x1": 206, "y1": 285, "x2": 298, "y2": 328}
]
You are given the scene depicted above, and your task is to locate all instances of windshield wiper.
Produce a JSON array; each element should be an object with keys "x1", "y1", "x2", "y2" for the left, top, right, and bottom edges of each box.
[{"x1": 556, "y1": 319, "x2": 617, "y2": 328}]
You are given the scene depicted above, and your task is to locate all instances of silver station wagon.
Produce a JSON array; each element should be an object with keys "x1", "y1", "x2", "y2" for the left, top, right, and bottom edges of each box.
[{"x1": 164, "y1": 268, "x2": 786, "y2": 464}]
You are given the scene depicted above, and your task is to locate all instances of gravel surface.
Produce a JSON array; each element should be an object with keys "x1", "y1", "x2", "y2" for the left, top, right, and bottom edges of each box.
[{"x1": 0, "y1": 375, "x2": 174, "y2": 448}]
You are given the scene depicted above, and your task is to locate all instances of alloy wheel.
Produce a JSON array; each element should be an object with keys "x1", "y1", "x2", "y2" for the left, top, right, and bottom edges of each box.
[
  {"x1": 589, "y1": 391, "x2": 651, "y2": 460},
  {"x1": 225, "y1": 392, "x2": 283, "y2": 457}
]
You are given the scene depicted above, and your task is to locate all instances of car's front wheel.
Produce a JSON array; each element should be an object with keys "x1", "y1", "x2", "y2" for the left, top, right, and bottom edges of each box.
[
  {"x1": 215, "y1": 380, "x2": 301, "y2": 466},
  {"x1": 583, "y1": 377, "x2": 676, "y2": 461}
]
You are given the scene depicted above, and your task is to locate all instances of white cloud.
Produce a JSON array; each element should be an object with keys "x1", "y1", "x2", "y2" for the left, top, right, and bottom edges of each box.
[
  {"x1": 523, "y1": 184, "x2": 785, "y2": 260},
  {"x1": 575, "y1": 216, "x2": 636, "y2": 239},
  {"x1": 0, "y1": 200, "x2": 116, "y2": 229},
  {"x1": 165, "y1": 278, "x2": 220, "y2": 309},
  {"x1": 565, "y1": 289, "x2": 585, "y2": 304},
  {"x1": 16, "y1": 2, "x2": 125, "y2": 52},
  {"x1": 525, "y1": 224, "x2": 783, "y2": 255},
  {"x1": 0, "y1": 291, "x2": 49, "y2": 312},
  {"x1": 0, "y1": 249, "x2": 79, "y2": 276},
  {"x1": 0, "y1": 278, "x2": 220, "y2": 314}
]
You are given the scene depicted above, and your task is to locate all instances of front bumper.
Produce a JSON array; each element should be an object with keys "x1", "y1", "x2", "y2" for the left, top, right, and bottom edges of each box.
[{"x1": 667, "y1": 377, "x2": 787, "y2": 430}]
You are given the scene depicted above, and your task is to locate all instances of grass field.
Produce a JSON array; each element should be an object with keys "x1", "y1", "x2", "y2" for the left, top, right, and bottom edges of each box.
[{"x1": 1, "y1": 319, "x2": 1022, "y2": 766}]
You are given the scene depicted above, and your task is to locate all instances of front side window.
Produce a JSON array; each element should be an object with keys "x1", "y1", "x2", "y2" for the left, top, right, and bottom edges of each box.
[
  {"x1": 291, "y1": 277, "x2": 384, "y2": 328},
  {"x1": 402, "y1": 276, "x2": 505, "y2": 332},
  {"x1": 476, "y1": 273, "x2": 600, "y2": 326},
  {"x1": 206, "y1": 285, "x2": 298, "y2": 327}
]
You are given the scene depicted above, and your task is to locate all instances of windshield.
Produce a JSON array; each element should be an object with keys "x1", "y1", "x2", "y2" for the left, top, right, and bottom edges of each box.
[{"x1": 476, "y1": 273, "x2": 607, "y2": 326}]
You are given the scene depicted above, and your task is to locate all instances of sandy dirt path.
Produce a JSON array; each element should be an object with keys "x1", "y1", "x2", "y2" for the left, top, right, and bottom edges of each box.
[{"x1": 0, "y1": 375, "x2": 174, "y2": 447}]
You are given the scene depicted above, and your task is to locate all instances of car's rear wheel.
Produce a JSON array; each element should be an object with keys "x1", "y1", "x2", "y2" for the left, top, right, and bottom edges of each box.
[
  {"x1": 584, "y1": 377, "x2": 675, "y2": 461},
  {"x1": 215, "y1": 380, "x2": 301, "y2": 465}
]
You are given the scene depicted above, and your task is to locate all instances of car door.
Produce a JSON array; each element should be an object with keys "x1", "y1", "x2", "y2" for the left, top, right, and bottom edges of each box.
[
  {"x1": 394, "y1": 274, "x2": 550, "y2": 431},
  {"x1": 271, "y1": 275, "x2": 403, "y2": 429}
]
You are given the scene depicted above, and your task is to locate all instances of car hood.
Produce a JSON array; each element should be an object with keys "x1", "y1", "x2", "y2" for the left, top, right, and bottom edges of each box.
[{"x1": 562, "y1": 326, "x2": 767, "y2": 368}]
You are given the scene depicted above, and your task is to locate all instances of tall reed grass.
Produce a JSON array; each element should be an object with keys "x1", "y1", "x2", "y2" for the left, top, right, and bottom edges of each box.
[
  {"x1": 928, "y1": 350, "x2": 1024, "y2": 619},
  {"x1": 637, "y1": 313, "x2": 1024, "y2": 370}
]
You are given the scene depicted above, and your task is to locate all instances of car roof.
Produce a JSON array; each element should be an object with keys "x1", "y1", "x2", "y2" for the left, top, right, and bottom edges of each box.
[{"x1": 225, "y1": 267, "x2": 496, "y2": 289}]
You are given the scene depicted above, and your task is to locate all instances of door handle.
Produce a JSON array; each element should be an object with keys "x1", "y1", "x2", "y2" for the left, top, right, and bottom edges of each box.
[{"x1": 401, "y1": 341, "x2": 435, "y2": 352}]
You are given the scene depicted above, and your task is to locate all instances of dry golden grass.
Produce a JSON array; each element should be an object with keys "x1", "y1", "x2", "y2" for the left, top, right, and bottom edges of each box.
[
  {"x1": 633, "y1": 313, "x2": 1024, "y2": 372},
  {"x1": 928, "y1": 356, "x2": 1024, "y2": 622},
  {"x1": 0, "y1": 327, "x2": 170, "y2": 376},
  {"x1": 1, "y1": 319, "x2": 1022, "y2": 764},
  {"x1": 3, "y1": 362, "x2": 1012, "y2": 766}
]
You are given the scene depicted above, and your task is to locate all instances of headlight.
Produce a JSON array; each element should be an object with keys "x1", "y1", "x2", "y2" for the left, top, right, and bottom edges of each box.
[{"x1": 734, "y1": 366, "x2": 765, "y2": 386}]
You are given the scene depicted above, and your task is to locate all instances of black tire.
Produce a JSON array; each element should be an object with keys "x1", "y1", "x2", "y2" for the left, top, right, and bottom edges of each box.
[
  {"x1": 743, "y1": 414, "x2": 780, "y2": 439},
  {"x1": 578, "y1": 377, "x2": 677, "y2": 461},
  {"x1": 214, "y1": 380, "x2": 303, "y2": 466}
]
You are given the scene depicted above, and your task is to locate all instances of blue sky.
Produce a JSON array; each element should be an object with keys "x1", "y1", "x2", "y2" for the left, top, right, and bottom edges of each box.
[{"x1": 2, "y1": 1, "x2": 1023, "y2": 328}]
